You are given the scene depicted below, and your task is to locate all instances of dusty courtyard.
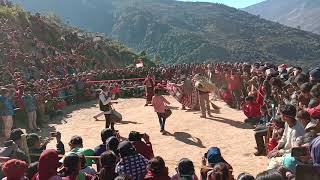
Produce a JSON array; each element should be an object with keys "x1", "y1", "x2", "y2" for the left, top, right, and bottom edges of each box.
[{"x1": 46, "y1": 96, "x2": 268, "y2": 176}]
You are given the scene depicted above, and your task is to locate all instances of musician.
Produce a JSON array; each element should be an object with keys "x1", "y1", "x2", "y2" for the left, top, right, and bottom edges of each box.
[
  {"x1": 194, "y1": 74, "x2": 212, "y2": 118},
  {"x1": 99, "y1": 85, "x2": 114, "y2": 130}
]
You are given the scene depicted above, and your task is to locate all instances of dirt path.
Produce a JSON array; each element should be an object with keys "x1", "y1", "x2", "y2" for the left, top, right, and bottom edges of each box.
[{"x1": 46, "y1": 96, "x2": 267, "y2": 176}]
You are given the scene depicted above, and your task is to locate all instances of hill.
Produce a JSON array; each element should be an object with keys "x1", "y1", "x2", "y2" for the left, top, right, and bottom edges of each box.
[
  {"x1": 244, "y1": 0, "x2": 320, "y2": 35},
  {"x1": 0, "y1": 2, "x2": 139, "y2": 79},
  {"x1": 10, "y1": 0, "x2": 320, "y2": 66}
]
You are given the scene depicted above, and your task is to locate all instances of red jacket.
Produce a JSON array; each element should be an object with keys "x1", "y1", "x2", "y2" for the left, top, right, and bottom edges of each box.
[
  {"x1": 242, "y1": 101, "x2": 261, "y2": 118},
  {"x1": 226, "y1": 74, "x2": 241, "y2": 91},
  {"x1": 144, "y1": 170, "x2": 171, "y2": 180},
  {"x1": 131, "y1": 141, "x2": 154, "y2": 160},
  {"x1": 307, "y1": 103, "x2": 320, "y2": 119}
]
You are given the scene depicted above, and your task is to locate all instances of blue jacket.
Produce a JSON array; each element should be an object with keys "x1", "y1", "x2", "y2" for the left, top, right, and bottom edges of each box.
[
  {"x1": 22, "y1": 94, "x2": 37, "y2": 112},
  {"x1": 0, "y1": 95, "x2": 14, "y2": 116}
]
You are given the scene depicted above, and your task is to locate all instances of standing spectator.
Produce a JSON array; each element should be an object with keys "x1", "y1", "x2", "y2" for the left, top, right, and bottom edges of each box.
[
  {"x1": 22, "y1": 87, "x2": 39, "y2": 132},
  {"x1": 116, "y1": 141, "x2": 148, "y2": 180},
  {"x1": 0, "y1": 88, "x2": 14, "y2": 139}
]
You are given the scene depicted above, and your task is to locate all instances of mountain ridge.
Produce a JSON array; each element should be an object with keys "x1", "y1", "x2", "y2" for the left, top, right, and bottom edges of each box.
[
  {"x1": 10, "y1": 0, "x2": 320, "y2": 66},
  {"x1": 244, "y1": 0, "x2": 320, "y2": 35}
]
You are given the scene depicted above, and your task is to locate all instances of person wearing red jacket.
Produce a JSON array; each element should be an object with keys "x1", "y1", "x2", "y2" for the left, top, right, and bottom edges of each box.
[
  {"x1": 307, "y1": 84, "x2": 320, "y2": 119},
  {"x1": 226, "y1": 70, "x2": 242, "y2": 109},
  {"x1": 144, "y1": 156, "x2": 171, "y2": 180},
  {"x1": 242, "y1": 96, "x2": 261, "y2": 124},
  {"x1": 128, "y1": 131, "x2": 154, "y2": 160}
]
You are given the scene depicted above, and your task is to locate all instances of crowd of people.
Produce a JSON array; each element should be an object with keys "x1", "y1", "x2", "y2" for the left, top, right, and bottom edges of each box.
[{"x1": 1, "y1": 60, "x2": 320, "y2": 179}]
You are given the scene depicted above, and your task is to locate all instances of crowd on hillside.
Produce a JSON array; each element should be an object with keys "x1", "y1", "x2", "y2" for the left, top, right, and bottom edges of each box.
[{"x1": 1, "y1": 60, "x2": 320, "y2": 179}]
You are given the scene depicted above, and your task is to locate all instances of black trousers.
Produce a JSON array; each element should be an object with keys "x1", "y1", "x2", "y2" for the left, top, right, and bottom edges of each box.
[
  {"x1": 104, "y1": 114, "x2": 114, "y2": 130},
  {"x1": 157, "y1": 113, "x2": 166, "y2": 131},
  {"x1": 255, "y1": 128, "x2": 268, "y2": 153}
]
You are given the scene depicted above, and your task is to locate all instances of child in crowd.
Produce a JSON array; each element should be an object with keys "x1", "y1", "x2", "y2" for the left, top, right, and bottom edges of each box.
[
  {"x1": 151, "y1": 88, "x2": 170, "y2": 134},
  {"x1": 242, "y1": 96, "x2": 261, "y2": 125},
  {"x1": 267, "y1": 117, "x2": 285, "y2": 152}
]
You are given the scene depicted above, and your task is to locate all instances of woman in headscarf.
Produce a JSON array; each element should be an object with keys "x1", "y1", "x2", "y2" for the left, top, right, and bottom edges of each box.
[
  {"x1": 32, "y1": 149, "x2": 62, "y2": 180},
  {"x1": 200, "y1": 147, "x2": 233, "y2": 180},
  {"x1": 310, "y1": 136, "x2": 320, "y2": 165},
  {"x1": 2, "y1": 159, "x2": 28, "y2": 180}
]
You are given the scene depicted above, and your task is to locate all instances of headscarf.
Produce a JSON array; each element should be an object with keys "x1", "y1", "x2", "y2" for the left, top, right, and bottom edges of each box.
[
  {"x1": 37, "y1": 149, "x2": 60, "y2": 180},
  {"x1": 310, "y1": 136, "x2": 320, "y2": 165},
  {"x1": 206, "y1": 147, "x2": 227, "y2": 165},
  {"x1": 2, "y1": 159, "x2": 28, "y2": 180}
]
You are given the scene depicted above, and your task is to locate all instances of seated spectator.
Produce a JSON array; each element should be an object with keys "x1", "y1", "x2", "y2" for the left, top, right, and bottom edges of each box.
[
  {"x1": 94, "y1": 128, "x2": 116, "y2": 156},
  {"x1": 200, "y1": 147, "x2": 232, "y2": 179},
  {"x1": 310, "y1": 136, "x2": 320, "y2": 165},
  {"x1": 266, "y1": 118, "x2": 285, "y2": 153},
  {"x1": 206, "y1": 162, "x2": 233, "y2": 180},
  {"x1": 171, "y1": 158, "x2": 199, "y2": 180},
  {"x1": 116, "y1": 140, "x2": 148, "y2": 180},
  {"x1": 144, "y1": 156, "x2": 170, "y2": 180},
  {"x1": 307, "y1": 84, "x2": 320, "y2": 119},
  {"x1": 106, "y1": 136, "x2": 119, "y2": 156},
  {"x1": 78, "y1": 153, "x2": 96, "y2": 176},
  {"x1": 65, "y1": 135, "x2": 95, "y2": 167},
  {"x1": 237, "y1": 173, "x2": 254, "y2": 180},
  {"x1": 61, "y1": 153, "x2": 92, "y2": 180},
  {"x1": 242, "y1": 96, "x2": 261, "y2": 125},
  {"x1": 296, "y1": 110, "x2": 320, "y2": 133},
  {"x1": 268, "y1": 105, "x2": 305, "y2": 159},
  {"x1": 33, "y1": 149, "x2": 62, "y2": 180},
  {"x1": 276, "y1": 166, "x2": 294, "y2": 180},
  {"x1": 128, "y1": 131, "x2": 154, "y2": 160},
  {"x1": 281, "y1": 132, "x2": 316, "y2": 173},
  {"x1": 93, "y1": 151, "x2": 118, "y2": 180},
  {"x1": 0, "y1": 129, "x2": 27, "y2": 162},
  {"x1": 256, "y1": 169, "x2": 284, "y2": 180},
  {"x1": 27, "y1": 133, "x2": 50, "y2": 162},
  {"x1": 53, "y1": 131, "x2": 65, "y2": 155},
  {"x1": 1, "y1": 159, "x2": 28, "y2": 180},
  {"x1": 254, "y1": 106, "x2": 272, "y2": 156},
  {"x1": 26, "y1": 162, "x2": 38, "y2": 180}
]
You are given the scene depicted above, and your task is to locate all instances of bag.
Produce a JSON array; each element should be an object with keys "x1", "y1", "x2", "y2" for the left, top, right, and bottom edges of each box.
[
  {"x1": 110, "y1": 109, "x2": 122, "y2": 122},
  {"x1": 163, "y1": 109, "x2": 172, "y2": 119}
]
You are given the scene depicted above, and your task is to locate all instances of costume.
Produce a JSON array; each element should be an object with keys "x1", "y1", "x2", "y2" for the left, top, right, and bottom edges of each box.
[{"x1": 144, "y1": 76, "x2": 155, "y2": 105}]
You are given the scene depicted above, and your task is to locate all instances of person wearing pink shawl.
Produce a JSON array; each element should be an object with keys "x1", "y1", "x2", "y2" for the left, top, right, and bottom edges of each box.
[{"x1": 33, "y1": 149, "x2": 62, "y2": 180}]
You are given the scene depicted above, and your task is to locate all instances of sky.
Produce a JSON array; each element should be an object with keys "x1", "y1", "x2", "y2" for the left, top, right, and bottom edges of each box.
[{"x1": 181, "y1": 0, "x2": 266, "y2": 8}]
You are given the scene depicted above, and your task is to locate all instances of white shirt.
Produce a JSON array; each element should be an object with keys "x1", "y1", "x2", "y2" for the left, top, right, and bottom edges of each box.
[
  {"x1": 278, "y1": 121, "x2": 305, "y2": 154},
  {"x1": 99, "y1": 91, "x2": 112, "y2": 114}
]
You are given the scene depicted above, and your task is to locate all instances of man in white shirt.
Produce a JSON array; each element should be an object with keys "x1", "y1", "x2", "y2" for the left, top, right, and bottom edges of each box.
[
  {"x1": 267, "y1": 104, "x2": 305, "y2": 169},
  {"x1": 99, "y1": 85, "x2": 114, "y2": 130}
]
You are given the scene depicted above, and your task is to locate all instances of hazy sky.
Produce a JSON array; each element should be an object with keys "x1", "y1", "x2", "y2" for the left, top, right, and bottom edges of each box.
[{"x1": 181, "y1": 0, "x2": 266, "y2": 8}]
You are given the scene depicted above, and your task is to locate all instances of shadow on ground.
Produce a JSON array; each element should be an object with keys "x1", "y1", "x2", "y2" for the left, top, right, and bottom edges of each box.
[
  {"x1": 165, "y1": 131, "x2": 206, "y2": 148},
  {"x1": 206, "y1": 116, "x2": 254, "y2": 129}
]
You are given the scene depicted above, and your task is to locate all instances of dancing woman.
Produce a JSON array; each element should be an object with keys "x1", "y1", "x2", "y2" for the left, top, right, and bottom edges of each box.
[{"x1": 144, "y1": 74, "x2": 155, "y2": 106}]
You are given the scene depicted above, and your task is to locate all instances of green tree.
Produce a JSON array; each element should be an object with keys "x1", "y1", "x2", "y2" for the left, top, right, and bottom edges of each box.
[{"x1": 154, "y1": 55, "x2": 161, "y2": 65}]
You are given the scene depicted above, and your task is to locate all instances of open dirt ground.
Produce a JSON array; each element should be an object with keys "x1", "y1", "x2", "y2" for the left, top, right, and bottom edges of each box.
[{"x1": 45, "y1": 96, "x2": 267, "y2": 176}]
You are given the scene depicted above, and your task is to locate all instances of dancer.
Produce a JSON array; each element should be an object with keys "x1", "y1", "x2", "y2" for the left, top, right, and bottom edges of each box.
[
  {"x1": 152, "y1": 88, "x2": 170, "y2": 134},
  {"x1": 99, "y1": 85, "x2": 114, "y2": 130},
  {"x1": 144, "y1": 74, "x2": 155, "y2": 106}
]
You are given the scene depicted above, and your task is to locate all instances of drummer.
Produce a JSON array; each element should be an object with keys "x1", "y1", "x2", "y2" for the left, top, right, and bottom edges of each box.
[{"x1": 194, "y1": 74, "x2": 212, "y2": 118}]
